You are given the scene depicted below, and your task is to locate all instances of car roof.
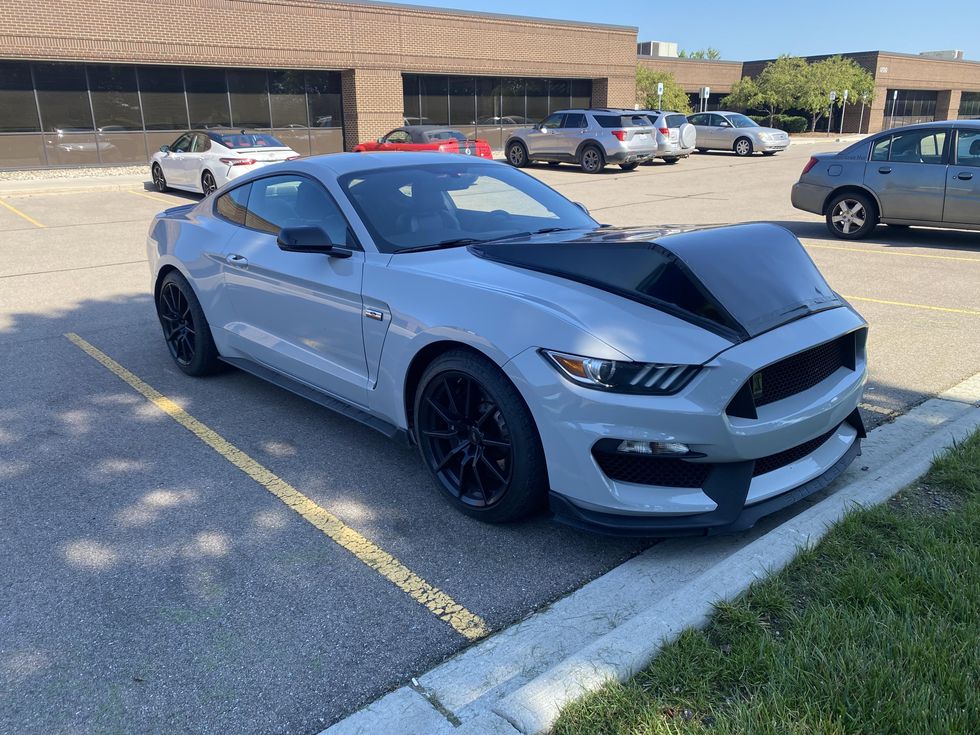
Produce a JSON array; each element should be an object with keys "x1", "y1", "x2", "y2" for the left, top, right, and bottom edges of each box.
[{"x1": 292, "y1": 151, "x2": 500, "y2": 176}]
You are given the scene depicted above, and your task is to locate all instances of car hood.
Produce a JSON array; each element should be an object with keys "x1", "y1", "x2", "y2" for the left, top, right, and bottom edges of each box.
[{"x1": 391, "y1": 223, "x2": 843, "y2": 365}]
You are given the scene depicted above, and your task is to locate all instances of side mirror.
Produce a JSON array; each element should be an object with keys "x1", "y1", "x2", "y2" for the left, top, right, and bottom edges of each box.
[
  {"x1": 539, "y1": 126, "x2": 548, "y2": 133},
  {"x1": 719, "y1": 121, "x2": 731, "y2": 128},
  {"x1": 277, "y1": 226, "x2": 351, "y2": 258},
  {"x1": 160, "y1": 145, "x2": 170, "y2": 153}
]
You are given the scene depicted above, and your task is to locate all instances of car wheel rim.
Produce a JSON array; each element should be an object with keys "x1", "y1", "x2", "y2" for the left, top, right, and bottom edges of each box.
[
  {"x1": 158, "y1": 282, "x2": 196, "y2": 366},
  {"x1": 203, "y1": 173, "x2": 216, "y2": 195},
  {"x1": 583, "y1": 150, "x2": 599, "y2": 170},
  {"x1": 153, "y1": 166, "x2": 165, "y2": 190},
  {"x1": 736, "y1": 141, "x2": 750, "y2": 155},
  {"x1": 419, "y1": 371, "x2": 513, "y2": 508},
  {"x1": 832, "y1": 200, "x2": 866, "y2": 235},
  {"x1": 509, "y1": 146, "x2": 524, "y2": 165}
]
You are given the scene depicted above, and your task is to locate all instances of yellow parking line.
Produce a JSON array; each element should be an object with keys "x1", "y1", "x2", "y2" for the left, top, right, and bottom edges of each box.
[
  {"x1": 0, "y1": 197, "x2": 45, "y2": 228},
  {"x1": 843, "y1": 295, "x2": 980, "y2": 316},
  {"x1": 129, "y1": 190, "x2": 178, "y2": 206},
  {"x1": 65, "y1": 332, "x2": 488, "y2": 641},
  {"x1": 806, "y1": 243, "x2": 980, "y2": 263}
]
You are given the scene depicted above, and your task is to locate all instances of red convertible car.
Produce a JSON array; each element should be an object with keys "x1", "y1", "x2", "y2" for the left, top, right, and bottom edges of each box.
[{"x1": 354, "y1": 125, "x2": 493, "y2": 159}]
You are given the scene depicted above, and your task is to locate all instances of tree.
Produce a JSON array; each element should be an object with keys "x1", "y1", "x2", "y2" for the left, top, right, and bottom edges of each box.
[
  {"x1": 722, "y1": 56, "x2": 806, "y2": 125},
  {"x1": 635, "y1": 67, "x2": 692, "y2": 113},
  {"x1": 796, "y1": 56, "x2": 876, "y2": 132},
  {"x1": 680, "y1": 47, "x2": 721, "y2": 60}
]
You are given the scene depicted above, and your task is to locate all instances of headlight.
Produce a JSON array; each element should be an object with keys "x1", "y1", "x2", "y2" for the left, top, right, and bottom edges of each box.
[{"x1": 541, "y1": 350, "x2": 700, "y2": 395}]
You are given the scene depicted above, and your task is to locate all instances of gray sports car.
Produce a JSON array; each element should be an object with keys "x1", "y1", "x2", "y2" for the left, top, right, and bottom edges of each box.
[{"x1": 147, "y1": 152, "x2": 867, "y2": 536}]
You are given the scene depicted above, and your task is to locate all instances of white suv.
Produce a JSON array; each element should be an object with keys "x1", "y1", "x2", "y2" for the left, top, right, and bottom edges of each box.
[
  {"x1": 633, "y1": 110, "x2": 698, "y2": 164},
  {"x1": 505, "y1": 109, "x2": 658, "y2": 173}
]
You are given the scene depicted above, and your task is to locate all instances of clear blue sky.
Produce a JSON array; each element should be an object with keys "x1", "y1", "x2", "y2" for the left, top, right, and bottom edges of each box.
[{"x1": 398, "y1": 0, "x2": 979, "y2": 61}]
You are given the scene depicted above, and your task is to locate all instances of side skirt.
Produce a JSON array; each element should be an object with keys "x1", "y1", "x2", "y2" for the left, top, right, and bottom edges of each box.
[{"x1": 220, "y1": 356, "x2": 410, "y2": 445}]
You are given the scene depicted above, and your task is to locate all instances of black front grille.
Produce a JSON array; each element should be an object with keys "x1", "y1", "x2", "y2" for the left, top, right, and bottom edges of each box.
[
  {"x1": 728, "y1": 334, "x2": 856, "y2": 418},
  {"x1": 752, "y1": 425, "x2": 840, "y2": 477},
  {"x1": 592, "y1": 450, "x2": 711, "y2": 488}
]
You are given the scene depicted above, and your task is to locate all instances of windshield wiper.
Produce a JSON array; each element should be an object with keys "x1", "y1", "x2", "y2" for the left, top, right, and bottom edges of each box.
[{"x1": 394, "y1": 237, "x2": 488, "y2": 254}]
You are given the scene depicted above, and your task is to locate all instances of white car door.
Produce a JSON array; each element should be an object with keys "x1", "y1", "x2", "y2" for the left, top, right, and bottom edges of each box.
[{"x1": 161, "y1": 133, "x2": 194, "y2": 187}]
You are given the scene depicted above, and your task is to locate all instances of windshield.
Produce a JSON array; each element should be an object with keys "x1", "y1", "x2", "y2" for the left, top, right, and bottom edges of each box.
[
  {"x1": 216, "y1": 133, "x2": 287, "y2": 149},
  {"x1": 727, "y1": 114, "x2": 759, "y2": 129},
  {"x1": 339, "y1": 163, "x2": 597, "y2": 253}
]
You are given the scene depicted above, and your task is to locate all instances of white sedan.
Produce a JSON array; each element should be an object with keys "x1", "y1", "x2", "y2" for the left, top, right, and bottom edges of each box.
[{"x1": 150, "y1": 130, "x2": 299, "y2": 196}]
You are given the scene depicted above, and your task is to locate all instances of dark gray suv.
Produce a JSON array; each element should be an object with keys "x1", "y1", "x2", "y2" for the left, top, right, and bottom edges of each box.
[
  {"x1": 505, "y1": 109, "x2": 658, "y2": 173},
  {"x1": 792, "y1": 120, "x2": 980, "y2": 239}
]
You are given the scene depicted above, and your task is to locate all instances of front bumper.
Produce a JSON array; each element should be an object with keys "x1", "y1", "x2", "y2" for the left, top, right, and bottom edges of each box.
[
  {"x1": 758, "y1": 138, "x2": 791, "y2": 152},
  {"x1": 503, "y1": 307, "x2": 868, "y2": 536}
]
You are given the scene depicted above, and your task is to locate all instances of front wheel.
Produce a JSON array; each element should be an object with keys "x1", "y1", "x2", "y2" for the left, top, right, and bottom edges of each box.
[
  {"x1": 579, "y1": 146, "x2": 605, "y2": 174},
  {"x1": 201, "y1": 170, "x2": 218, "y2": 196},
  {"x1": 826, "y1": 192, "x2": 877, "y2": 240},
  {"x1": 734, "y1": 138, "x2": 754, "y2": 157},
  {"x1": 619, "y1": 162, "x2": 639, "y2": 171},
  {"x1": 152, "y1": 164, "x2": 168, "y2": 192},
  {"x1": 506, "y1": 141, "x2": 529, "y2": 167},
  {"x1": 155, "y1": 271, "x2": 223, "y2": 376},
  {"x1": 414, "y1": 350, "x2": 547, "y2": 523}
]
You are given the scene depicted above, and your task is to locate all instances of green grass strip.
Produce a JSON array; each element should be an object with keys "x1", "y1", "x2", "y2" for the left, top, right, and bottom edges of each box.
[{"x1": 554, "y1": 431, "x2": 980, "y2": 735}]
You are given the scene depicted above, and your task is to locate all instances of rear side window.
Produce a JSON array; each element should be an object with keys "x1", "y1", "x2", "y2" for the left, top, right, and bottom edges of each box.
[
  {"x1": 665, "y1": 114, "x2": 687, "y2": 128},
  {"x1": 871, "y1": 136, "x2": 891, "y2": 161},
  {"x1": 562, "y1": 113, "x2": 586, "y2": 128},
  {"x1": 688, "y1": 114, "x2": 708, "y2": 125},
  {"x1": 593, "y1": 115, "x2": 649, "y2": 128},
  {"x1": 215, "y1": 184, "x2": 250, "y2": 225}
]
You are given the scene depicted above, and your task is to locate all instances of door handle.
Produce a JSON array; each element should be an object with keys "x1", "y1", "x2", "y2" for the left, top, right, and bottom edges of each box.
[
  {"x1": 956, "y1": 172, "x2": 974, "y2": 181},
  {"x1": 225, "y1": 253, "x2": 248, "y2": 268},
  {"x1": 878, "y1": 167, "x2": 892, "y2": 174}
]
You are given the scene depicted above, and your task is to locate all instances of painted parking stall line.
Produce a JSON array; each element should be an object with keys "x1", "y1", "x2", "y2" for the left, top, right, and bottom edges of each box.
[
  {"x1": 0, "y1": 196, "x2": 46, "y2": 228},
  {"x1": 65, "y1": 332, "x2": 489, "y2": 641},
  {"x1": 128, "y1": 190, "x2": 182, "y2": 206},
  {"x1": 806, "y1": 243, "x2": 980, "y2": 264},
  {"x1": 843, "y1": 295, "x2": 980, "y2": 317}
]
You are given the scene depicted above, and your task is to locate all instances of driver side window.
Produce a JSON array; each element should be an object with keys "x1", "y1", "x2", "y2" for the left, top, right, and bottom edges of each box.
[
  {"x1": 171, "y1": 134, "x2": 192, "y2": 152},
  {"x1": 539, "y1": 113, "x2": 564, "y2": 129},
  {"x1": 244, "y1": 175, "x2": 357, "y2": 248},
  {"x1": 384, "y1": 130, "x2": 411, "y2": 144}
]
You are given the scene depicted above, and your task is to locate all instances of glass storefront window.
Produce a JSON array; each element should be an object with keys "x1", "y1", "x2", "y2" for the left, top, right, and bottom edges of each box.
[
  {"x1": 449, "y1": 76, "x2": 476, "y2": 127},
  {"x1": 570, "y1": 79, "x2": 591, "y2": 110},
  {"x1": 33, "y1": 63, "x2": 93, "y2": 131},
  {"x1": 0, "y1": 62, "x2": 41, "y2": 133},
  {"x1": 403, "y1": 74, "x2": 421, "y2": 125},
  {"x1": 270, "y1": 70, "x2": 308, "y2": 127},
  {"x1": 138, "y1": 66, "x2": 188, "y2": 131},
  {"x1": 307, "y1": 71, "x2": 342, "y2": 128},
  {"x1": 88, "y1": 65, "x2": 141, "y2": 130},
  {"x1": 185, "y1": 68, "x2": 230, "y2": 129},
  {"x1": 525, "y1": 79, "x2": 548, "y2": 122},
  {"x1": 228, "y1": 69, "x2": 270, "y2": 127},
  {"x1": 419, "y1": 75, "x2": 449, "y2": 125},
  {"x1": 500, "y1": 78, "x2": 526, "y2": 123},
  {"x1": 548, "y1": 79, "x2": 570, "y2": 114},
  {"x1": 960, "y1": 92, "x2": 980, "y2": 119}
]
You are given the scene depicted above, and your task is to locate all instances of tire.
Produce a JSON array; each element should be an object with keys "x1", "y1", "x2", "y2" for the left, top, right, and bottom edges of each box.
[
  {"x1": 152, "y1": 163, "x2": 168, "y2": 192},
  {"x1": 506, "y1": 141, "x2": 529, "y2": 168},
  {"x1": 662, "y1": 157, "x2": 680, "y2": 165},
  {"x1": 414, "y1": 349, "x2": 547, "y2": 523},
  {"x1": 201, "y1": 170, "x2": 218, "y2": 196},
  {"x1": 579, "y1": 145, "x2": 605, "y2": 174},
  {"x1": 734, "y1": 137, "x2": 754, "y2": 157},
  {"x1": 825, "y1": 192, "x2": 877, "y2": 240},
  {"x1": 155, "y1": 270, "x2": 223, "y2": 377},
  {"x1": 619, "y1": 162, "x2": 639, "y2": 171}
]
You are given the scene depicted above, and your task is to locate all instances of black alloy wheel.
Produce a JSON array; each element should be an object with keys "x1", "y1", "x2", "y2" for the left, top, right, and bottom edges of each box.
[
  {"x1": 415, "y1": 351, "x2": 546, "y2": 522},
  {"x1": 579, "y1": 145, "x2": 604, "y2": 173},
  {"x1": 152, "y1": 164, "x2": 168, "y2": 192},
  {"x1": 201, "y1": 170, "x2": 218, "y2": 196},
  {"x1": 155, "y1": 271, "x2": 223, "y2": 376},
  {"x1": 507, "y1": 141, "x2": 529, "y2": 167}
]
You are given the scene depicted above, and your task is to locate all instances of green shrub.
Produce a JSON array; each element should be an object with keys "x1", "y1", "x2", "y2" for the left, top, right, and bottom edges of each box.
[{"x1": 747, "y1": 114, "x2": 808, "y2": 133}]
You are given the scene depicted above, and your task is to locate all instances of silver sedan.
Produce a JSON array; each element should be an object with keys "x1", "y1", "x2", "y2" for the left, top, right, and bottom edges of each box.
[{"x1": 687, "y1": 111, "x2": 791, "y2": 156}]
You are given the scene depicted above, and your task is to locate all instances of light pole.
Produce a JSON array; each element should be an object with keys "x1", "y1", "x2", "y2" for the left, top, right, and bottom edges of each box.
[
  {"x1": 840, "y1": 89, "x2": 848, "y2": 135},
  {"x1": 858, "y1": 92, "x2": 868, "y2": 133},
  {"x1": 828, "y1": 91, "x2": 837, "y2": 134},
  {"x1": 889, "y1": 90, "x2": 898, "y2": 129}
]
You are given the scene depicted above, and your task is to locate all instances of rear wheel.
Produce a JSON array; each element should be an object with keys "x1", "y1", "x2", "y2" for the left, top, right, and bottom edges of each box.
[
  {"x1": 201, "y1": 170, "x2": 217, "y2": 196},
  {"x1": 506, "y1": 141, "x2": 529, "y2": 167},
  {"x1": 579, "y1": 145, "x2": 605, "y2": 174},
  {"x1": 826, "y1": 192, "x2": 877, "y2": 240},
  {"x1": 155, "y1": 271, "x2": 223, "y2": 376},
  {"x1": 734, "y1": 138, "x2": 754, "y2": 157},
  {"x1": 414, "y1": 350, "x2": 547, "y2": 522},
  {"x1": 152, "y1": 164, "x2": 168, "y2": 192},
  {"x1": 619, "y1": 162, "x2": 639, "y2": 171}
]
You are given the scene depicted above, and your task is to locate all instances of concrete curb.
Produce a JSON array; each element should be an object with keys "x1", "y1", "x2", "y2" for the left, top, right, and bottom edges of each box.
[
  {"x1": 321, "y1": 374, "x2": 980, "y2": 735},
  {"x1": 0, "y1": 174, "x2": 151, "y2": 196}
]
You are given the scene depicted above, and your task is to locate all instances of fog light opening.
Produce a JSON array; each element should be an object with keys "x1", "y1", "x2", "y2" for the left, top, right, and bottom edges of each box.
[{"x1": 616, "y1": 440, "x2": 690, "y2": 456}]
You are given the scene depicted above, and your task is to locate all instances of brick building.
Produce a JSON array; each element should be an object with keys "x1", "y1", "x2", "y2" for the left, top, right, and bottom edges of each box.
[{"x1": 1, "y1": 0, "x2": 979, "y2": 169}]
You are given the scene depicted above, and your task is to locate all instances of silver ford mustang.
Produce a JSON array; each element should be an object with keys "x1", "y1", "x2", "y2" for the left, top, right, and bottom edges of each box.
[{"x1": 147, "y1": 152, "x2": 867, "y2": 536}]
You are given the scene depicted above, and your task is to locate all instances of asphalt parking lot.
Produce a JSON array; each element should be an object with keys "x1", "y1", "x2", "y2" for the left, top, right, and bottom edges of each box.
[{"x1": 2, "y1": 141, "x2": 978, "y2": 734}]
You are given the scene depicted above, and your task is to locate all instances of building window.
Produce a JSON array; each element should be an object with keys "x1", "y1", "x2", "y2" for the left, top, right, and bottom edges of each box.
[
  {"x1": 88, "y1": 65, "x2": 141, "y2": 131},
  {"x1": 138, "y1": 66, "x2": 188, "y2": 131},
  {"x1": 228, "y1": 69, "x2": 270, "y2": 128},
  {"x1": 885, "y1": 90, "x2": 938, "y2": 126},
  {"x1": 419, "y1": 75, "x2": 449, "y2": 126},
  {"x1": 306, "y1": 71, "x2": 342, "y2": 129},
  {"x1": 185, "y1": 68, "x2": 230, "y2": 129},
  {"x1": 0, "y1": 62, "x2": 41, "y2": 133},
  {"x1": 33, "y1": 63, "x2": 94, "y2": 131},
  {"x1": 959, "y1": 92, "x2": 980, "y2": 119},
  {"x1": 269, "y1": 70, "x2": 308, "y2": 127}
]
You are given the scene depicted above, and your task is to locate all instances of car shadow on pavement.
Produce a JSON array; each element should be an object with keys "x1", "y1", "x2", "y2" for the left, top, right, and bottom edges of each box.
[
  {"x1": 773, "y1": 220, "x2": 980, "y2": 251},
  {"x1": 140, "y1": 180, "x2": 202, "y2": 200}
]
